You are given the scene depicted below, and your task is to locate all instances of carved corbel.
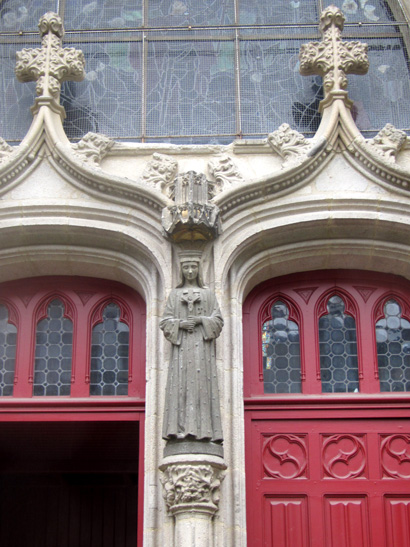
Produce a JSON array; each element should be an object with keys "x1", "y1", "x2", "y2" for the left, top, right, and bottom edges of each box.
[
  {"x1": 208, "y1": 154, "x2": 243, "y2": 194},
  {"x1": 267, "y1": 123, "x2": 312, "y2": 167},
  {"x1": 72, "y1": 132, "x2": 114, "y2": 165},
  {"x1": 366, "y1": 124, "x2": 407, "y2": 164},
  {"x1": 142, "y1": 152, "x2": 178, "y2": 198}
]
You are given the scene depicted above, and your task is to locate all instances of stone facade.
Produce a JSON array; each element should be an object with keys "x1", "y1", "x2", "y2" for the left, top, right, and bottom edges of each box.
[{"x1": 0, "y1": 7, "x2": 410, "y2": 547}]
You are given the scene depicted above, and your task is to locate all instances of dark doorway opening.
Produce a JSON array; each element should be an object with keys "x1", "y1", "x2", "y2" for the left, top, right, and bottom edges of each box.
[{"x1": 0, "y1": 421, "x2": 139, "y2": 547}]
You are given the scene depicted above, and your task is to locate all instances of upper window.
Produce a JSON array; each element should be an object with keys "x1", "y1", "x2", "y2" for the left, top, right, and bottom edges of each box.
[
  {"x1": 0, "y1": 276, "x2": 145, "y2": 398},
  {"x1": 243, "y1": 270, "x2": 410, "y2": 397},
  {"x1": 0, "y1": 0, "x2": 409, "y2": 143}
]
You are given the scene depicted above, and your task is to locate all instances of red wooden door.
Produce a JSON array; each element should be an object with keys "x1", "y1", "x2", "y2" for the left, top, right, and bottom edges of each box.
[{"x1": 244, "y1": 271, "x2": 410, "y2": 547}]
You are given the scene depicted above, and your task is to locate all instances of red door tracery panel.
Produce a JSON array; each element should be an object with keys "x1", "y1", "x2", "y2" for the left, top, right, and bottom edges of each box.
[{"x1": 244, "y1": 271, "x2": 410, "y2": 547}]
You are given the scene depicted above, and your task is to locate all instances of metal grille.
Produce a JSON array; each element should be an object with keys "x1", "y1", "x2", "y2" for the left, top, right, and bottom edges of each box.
[
  {"x1": 262, "y1": 301, "x2": 301, "y2": 394},
  {"x1": 33, "y1": 299, "x2": 73, "y2": 396},
  {"x1": 0, "y1": 0, "x2": 408, "y2": 142},
  {"x1": 319, "y1": 295, "x2": 359, "y2": 393},
  {"x1": 376, "y1": 299, "x2": 410, "y2": 392},
  {"x1": 90, "y1": 303, "x2": 129, "y2": 396}
]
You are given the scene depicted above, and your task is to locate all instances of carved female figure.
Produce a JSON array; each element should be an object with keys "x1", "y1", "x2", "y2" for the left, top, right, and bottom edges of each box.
[{"x1": 160, "y1": 258, "x2": 223, "y2": 445}]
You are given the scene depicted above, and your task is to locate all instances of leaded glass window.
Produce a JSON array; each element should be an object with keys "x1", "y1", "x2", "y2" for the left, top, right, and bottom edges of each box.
[
  {"x1": 262, "y1": 300, "x2": 301, "y2": 394},
  {"x1": 90, "y1": 303, "x2": 129, "y2": 396},
  {"x1": 33, "y1": 299, "x2": 73, "y2": 396},
  {"x1": 0, "y1": 0, "x2": 409, "y2": 142},
  {"x1": 319, "y1": 295, "x2": 359, "y2": 393},
  {"x1": 0, "y1": 304, "x2": 17, "y2": 396},
  {"x1": 376, "y1": 299, "x2": 410, "y2": 392}
]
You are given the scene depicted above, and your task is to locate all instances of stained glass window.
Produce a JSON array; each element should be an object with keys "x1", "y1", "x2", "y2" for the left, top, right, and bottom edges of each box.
[
  {"x1": 90, "y1": 303, "x2": 129, "y2": 396},
  {"x1": 262, "y1": 301, "x2": 301, "y2": 394},
  {"x1": 0, "y1": 304, "x2": 17, "y2": 396},
  {"x1": 319, "y1": 295, "x2": 359, "y2": 393},
  {"x1": 0, "y1": 0, "x2": 409, "y2": 141},
  {"x1": 376, "y1": 299, "x2": 410, "y2": 392},
  {"x1": 33, "y1": 299, "x2": 73, "y2": 396}
]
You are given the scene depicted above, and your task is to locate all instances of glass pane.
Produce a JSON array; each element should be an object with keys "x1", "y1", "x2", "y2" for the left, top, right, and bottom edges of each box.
[
  {"x1": 240, "y1": 0, "x2": 319, "y2": 25},
  {"x1": 64, "y1": 0, "x2": 143, "y2": 30},
  {"x1": 240, "y1": 37, "x2": 323, "y2": 136},
  {"x1": 323, "y1": 0, "x2": 396, "y2": 23},
  {"x1": 62, "y1": 36, "x2": 142, "y2": 139},
  {"x1": 262, "y1": 301, "x2": 301, "y2": 394},
  {"x1": 0, "y1": 0, "x2": 57, "y2": 32},
  {"x1": 349, "y1": 35, "x2": 410, "y2": 133},
  {"x1": 319, "y1": 295, "x2": 359, "y2": 393},
  {"x1": 0, "y1": 304, "x2": 17, "y2": 396},
  {"x1": 33, "y1": 299, "x2": 73, "y2": 396},
  {"x1": 90, "y1": 303, "x2": 129, "y2": 396},
  {"x1": 146, "y1": 35, "x2": 236, "y2": 138},
  {"x1": 149, "y1": 0, "x2": 235, "y2": 27},
  {"x1": 376, "y1": 299, "x2": 410, "y2": 392}
]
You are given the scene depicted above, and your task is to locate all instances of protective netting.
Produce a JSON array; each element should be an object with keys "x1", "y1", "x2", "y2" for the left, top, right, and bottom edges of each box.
[{"x1": 0, "y1": 0, "x2": 408, "y2": 142}]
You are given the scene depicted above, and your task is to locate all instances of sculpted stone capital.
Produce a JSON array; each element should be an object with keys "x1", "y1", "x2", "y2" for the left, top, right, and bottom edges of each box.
[
  {"x1": 72, "y1": 132, "x2": 114, "y2": 165},
  {"x1": 160, "y1": 460, "x2": 226, "y2": 516},
  {"x1": 299, "y1": 6, "x2": 368, "y2": 101},
  {"x1": 15, "y1": 12, "x2": 85, "y2": 101},
  {"x1": 366, "y1": 123, "x2": 407, "y2": 164}
]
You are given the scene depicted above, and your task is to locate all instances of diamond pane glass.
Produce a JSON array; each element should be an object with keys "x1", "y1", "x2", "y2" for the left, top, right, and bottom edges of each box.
[
  {"x1": 62, "y1": 36, "x2": 142, "y2": 139},
  {"x1": 33, "y1": 299, "x2": 73, "y2": 396},
  {"x1": 262, "y1": 301, "x2": 301, "y2": 394},
  {"x1": 376, "y1": 299, "x2": 410, "y2": 392},
  {"x1": 64, "y1": 0, "x2": 143, "y2": 30},
  {"x1": 146, "y1": 35, "x2": 236, "y2": 138},
  {"x1": 0, "y1": 304, "x2": 17, "y2": 396},
  {"x1": 149, "y1": 0, "x2": 235, "y2": 27},
  {"x1": 90, "y1": 303, "x2": 129, "y2": 396},
  {"x1": 0, "y1": 0, "x2": 57, "y2": 32},
  {"x1": 319, "y1": 295, "x2": 359, "y2": 393}
]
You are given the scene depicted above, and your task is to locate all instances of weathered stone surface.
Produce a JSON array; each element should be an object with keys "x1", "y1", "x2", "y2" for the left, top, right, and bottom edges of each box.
[
  {"x1": 366, "y1": 124, "x2": 407, "y2": 164},
  {"x1": 142, "y1": 153, "x2": 178, "y2": 198},
  {"x1": 72, "y1": 132, "x2": 114, "y2": 165},
  {"x1": 208, "y1": 154, "x2": 243, "y2": 193}
]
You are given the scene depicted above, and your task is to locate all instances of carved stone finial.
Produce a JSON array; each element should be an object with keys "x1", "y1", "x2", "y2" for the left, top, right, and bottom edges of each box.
[
  {"x1": 208, "y1": 154, "x2": 243, "y2": 194},
  {"x1": 15, "y1": 12, "x2": 85, "y2": 102},
  {"x1": 299, "y1": 6, "x2": 369, "y2": 104},
  {"x1": 142, "y1": 153, "x2": 178, "y2": 198},
  {"x1": 160, "y1": 462, "x2": 226, "y2": 515},
  {"x1": 72, "y1": 132, "x2": 114, "y2": 165},
  {"x1": 366, "y1": 123, "x2": 407, "y2": 163},
  {"x1": 162, "y1": 171, "x2": 221, "y2": 242},
  {"x1": 268, "y1": 123, "x2": 312, "y2": 166}
]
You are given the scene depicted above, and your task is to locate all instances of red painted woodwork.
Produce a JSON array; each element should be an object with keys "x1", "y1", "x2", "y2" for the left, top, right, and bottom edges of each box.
[
  {"x1": 0, "y1": 276, "x2": 146, "y2": 547},
  {"x1": 244, "y1": 271, "x2": 410, "y2": 547}
]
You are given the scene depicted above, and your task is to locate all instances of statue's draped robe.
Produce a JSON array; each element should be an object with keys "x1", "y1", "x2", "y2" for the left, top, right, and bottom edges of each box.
[{"x1": 160, "y1": 287, "x2": 223, "y2": 443}]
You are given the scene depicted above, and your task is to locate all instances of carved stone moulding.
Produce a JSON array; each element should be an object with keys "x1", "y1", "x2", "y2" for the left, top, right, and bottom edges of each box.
[
  {"x1": 160, "y1": 454, "x2": 227, "y2": 517},
  {"x1": 162, "y1": 171, "x2": 221, "y2": 242}
]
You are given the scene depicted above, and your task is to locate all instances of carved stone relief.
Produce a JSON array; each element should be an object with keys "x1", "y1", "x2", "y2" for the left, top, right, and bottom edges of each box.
[
  {"x1": 142, "y1": 153, "x2": 178, "y2": 198},
  {"x1": 208, "y1": 154, "x2": 243, "y2": 193},
  {"x1": 366, "y1": 124, "x2": 407, "y2": 164},
  {"x1": 0, "y1": 139, "x2": 14, "y2": 162},
  {"x1": 15, "y1": 12, "x2": 85, "y2": 100},
  {"x1": 268, "y1": 123, "x2": 312, "y2": 167},
  {"x1": 72, "y1": 132, "x2": 114, "y2": 165}
]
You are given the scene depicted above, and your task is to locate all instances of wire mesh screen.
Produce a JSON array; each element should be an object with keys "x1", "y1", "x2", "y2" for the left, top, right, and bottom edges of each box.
[{"x1": 0, "y1": 0, "x2": 408, "y2": 142}]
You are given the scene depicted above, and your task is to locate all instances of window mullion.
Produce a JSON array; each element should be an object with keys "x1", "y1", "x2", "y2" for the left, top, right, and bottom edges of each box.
[{"x1": 302, "y1": 301, "x2": 322, "y2": 394}]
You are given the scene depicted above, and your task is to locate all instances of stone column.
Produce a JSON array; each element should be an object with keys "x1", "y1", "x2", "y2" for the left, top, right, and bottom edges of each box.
[{"x1": 160, "y1": 454, "x2": 226, "y2": 547}]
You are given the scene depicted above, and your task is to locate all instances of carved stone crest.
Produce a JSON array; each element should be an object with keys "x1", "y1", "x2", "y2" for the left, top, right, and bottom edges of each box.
[
  {"x1": 15, "y1": 12, "x2": 85, "y2": 101},
  {"x1": 366, "y1": 123, "x2": 407, "y2": 163},
  {"x1": 299, "y1": 6, "x2": 369, "y2": 101},
  {"x1": 208, "y1": 154, "x2": 243, "y2": 193},
  {"x1": 72, "y1": 132, "x2": 114, "y2": 165},
  {"x1": 142, "y1": 153, "x2": 178, "y2": 198},
  {"x1": 268, "y1": 123, "x2": 311, "y2": 166}
]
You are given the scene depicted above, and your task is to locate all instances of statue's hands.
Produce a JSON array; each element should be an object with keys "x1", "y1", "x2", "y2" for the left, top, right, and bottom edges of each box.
[{"x1": 180, "y1": 316, "x2": 202, "y2": 333}]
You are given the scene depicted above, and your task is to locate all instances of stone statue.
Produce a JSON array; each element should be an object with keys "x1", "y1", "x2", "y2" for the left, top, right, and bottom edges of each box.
[{"x1": 160, "y1": 256, "x2": 224, "y2": 451}]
